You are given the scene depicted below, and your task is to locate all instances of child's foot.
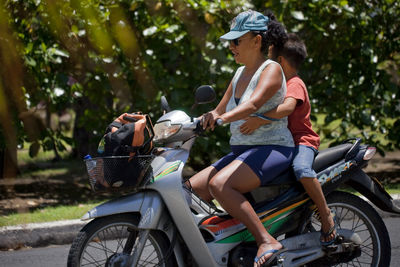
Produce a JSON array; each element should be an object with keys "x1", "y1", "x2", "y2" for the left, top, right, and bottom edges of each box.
[
  {"x1": 254, "y1": 242, "x2": 283, "y2": 267},
  {"x1": 320, "y1": 210, "x2": 337, "y2": 245}
]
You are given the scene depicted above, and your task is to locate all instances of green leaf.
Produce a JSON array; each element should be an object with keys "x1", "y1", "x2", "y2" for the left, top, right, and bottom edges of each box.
[
  {"x1": 291, "y1": 11, "x2": 305, "y2": 21},
  {"x1": 41, "y1": 42, "x2": 47, "y2": 51},
  {"x1": 25, "y1": 42, "x2": 34, "y2": 54},
  {"x1": 51, "y1": 48, "x2": 70, "y2": 58},
  {"x1": 29, "y1": 142, "x2": 40, "y2": 158},
  {"x1": 25, "y1": 56, "x2": 37, "y2": 67}
]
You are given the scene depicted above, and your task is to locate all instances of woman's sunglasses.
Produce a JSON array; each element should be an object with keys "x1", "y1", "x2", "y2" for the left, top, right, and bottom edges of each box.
[{"x1": 230, "y1": 36, "x2": 254, "y2": 46}]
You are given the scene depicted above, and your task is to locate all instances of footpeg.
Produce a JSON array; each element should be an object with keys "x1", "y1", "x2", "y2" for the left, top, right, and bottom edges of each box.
[
  {"x1": 276, "y1": 255, "x2": 285, "y2": 266},
  {"x1": 322, "y1": 243, "x2": 338, "y2": 252}
]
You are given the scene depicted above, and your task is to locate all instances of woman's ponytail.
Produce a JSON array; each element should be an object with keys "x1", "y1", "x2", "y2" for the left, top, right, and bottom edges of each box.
[{"x1": 252, "y1": 11, "x2": 287, "y2": 56}]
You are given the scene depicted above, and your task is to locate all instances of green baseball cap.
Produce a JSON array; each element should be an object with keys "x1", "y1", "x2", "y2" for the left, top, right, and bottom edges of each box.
[{"x1": 220, "y1": 10, "x2": 269, "y2": 41}]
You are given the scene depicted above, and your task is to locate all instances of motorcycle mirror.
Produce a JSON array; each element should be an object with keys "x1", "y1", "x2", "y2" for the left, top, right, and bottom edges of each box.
[
  {"x1": 194, "y1": 85, "x2": 216, "y2": 105},
  {"x1": 161, "y1": 96, "x2": 171, "y2": 113}
]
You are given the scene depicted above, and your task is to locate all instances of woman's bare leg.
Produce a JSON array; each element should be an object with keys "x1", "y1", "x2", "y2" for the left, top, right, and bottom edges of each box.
[
  {"x1": 187, "y1": 166, "x2": 218, "y2": 202},
  {"x1": 208, "y1": 160, "x2": 282, "y2": 267}
]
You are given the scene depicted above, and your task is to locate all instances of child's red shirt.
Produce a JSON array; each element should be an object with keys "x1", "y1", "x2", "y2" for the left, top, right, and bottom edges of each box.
[{"x1": 286, "y1": 76, "x2": 320, "y2": 149}]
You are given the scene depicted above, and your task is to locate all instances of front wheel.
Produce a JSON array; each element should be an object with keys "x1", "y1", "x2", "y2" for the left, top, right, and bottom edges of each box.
[
  {"x1": 298, "y1": 191, "x2": 391, "y2": 267},
  {"x1": 67, "y1": 213, "x2": 175, "y2": 267}
]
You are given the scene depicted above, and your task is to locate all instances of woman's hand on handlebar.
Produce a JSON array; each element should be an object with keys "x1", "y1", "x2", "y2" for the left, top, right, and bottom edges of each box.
[{"x1": 200, "y1": 110, "x2": 221, "y2": 130}]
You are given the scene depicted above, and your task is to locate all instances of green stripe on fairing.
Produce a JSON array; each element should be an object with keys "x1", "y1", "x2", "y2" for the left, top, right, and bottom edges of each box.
[
  {"x1": 154, "y1": 161, "x2": 181, "y2": 181},
  {"x1": 216, "y1": 206, "x2": 295, "y2": 244}
]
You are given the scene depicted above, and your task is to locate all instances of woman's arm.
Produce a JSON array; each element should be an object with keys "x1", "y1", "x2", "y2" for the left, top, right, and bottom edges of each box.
[
  {"x1": 218, "y1": 63, "x2": 283, "y2": 123},
  {"x1": 239, "y1": 97, "x2": 297, "y2": 135},
  {"x1": 201, "y1": 81, "x2": 233, "y2": 129}
]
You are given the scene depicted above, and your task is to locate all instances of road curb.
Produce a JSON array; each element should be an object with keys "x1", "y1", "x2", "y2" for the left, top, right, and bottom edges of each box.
[
  {"x1": 0, "y1": 219, "x2": 87, "y2": 250},
  {"x1": 1, "y1": 195, "x2": 399, "y2": 250}
]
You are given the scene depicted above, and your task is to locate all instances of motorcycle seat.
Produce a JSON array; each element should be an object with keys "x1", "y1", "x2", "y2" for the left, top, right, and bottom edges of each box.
[
  {"x1": 262, "y1": 142, "x2": 354, "y2": 187},
  {"x1": 313, "y1": 143, "x2": 353, "y2": 172}
]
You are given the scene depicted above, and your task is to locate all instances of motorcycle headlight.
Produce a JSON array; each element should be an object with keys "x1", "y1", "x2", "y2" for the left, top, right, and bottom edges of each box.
[{"x1": 153, "y1": 120, "x2": 182, "y2": 142}]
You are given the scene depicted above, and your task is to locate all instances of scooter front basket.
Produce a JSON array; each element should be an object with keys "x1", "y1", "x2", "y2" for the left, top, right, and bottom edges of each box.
[{"x1": 84, "y1": 155, "x2": 154, "y2": 192}]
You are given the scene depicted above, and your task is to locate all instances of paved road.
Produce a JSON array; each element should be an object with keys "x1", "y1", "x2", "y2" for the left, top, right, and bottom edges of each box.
[
  {"x1": 1, "y1": 216, "x2": 399, "y2": 267},
  {"x1": 0, "y1": 244, "x2": 69, "y2": 267}
]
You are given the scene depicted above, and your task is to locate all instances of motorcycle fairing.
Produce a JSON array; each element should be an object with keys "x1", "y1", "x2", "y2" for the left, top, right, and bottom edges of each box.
[
  {"x1": 200, "y1": 197, "x2": 309, "y2": 244},
  {"x1": 346, "y1": 168, "x2": 400, "y2": 214},
  {"x1": 81, "y1": 192, "x2": 145, "y2": 220},
  {"x1": 148, "y1": 158, "x2": 221, "y2": 267},
  {"x1": 153, "y1": 160, "x2": 181, "y2": 181},
  {"x1": 317, "y1": 161, "x2": 354, "y2": 184}
]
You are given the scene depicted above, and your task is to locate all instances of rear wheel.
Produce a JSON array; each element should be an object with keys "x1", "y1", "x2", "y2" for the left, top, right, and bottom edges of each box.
[
  {"x1": 298, "y1": 191, "x2": 391, "y2": 267},
  {"x1": 67, "y1": 213, "x2": 175, "y2": 267}
]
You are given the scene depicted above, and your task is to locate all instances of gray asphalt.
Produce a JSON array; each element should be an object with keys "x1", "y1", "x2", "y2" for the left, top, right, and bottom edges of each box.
[{"x1": 0, "y1": 245, "x2": 69, "y2": 267}]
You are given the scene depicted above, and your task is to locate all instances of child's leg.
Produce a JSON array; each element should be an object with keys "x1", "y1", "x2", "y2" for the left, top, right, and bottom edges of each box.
[
  {"x1": 299, "y1": 177, "x2": 335, "y2": 242},
  {"x1": 293, "y1": 145, "x2": 336, "y2": 243}
]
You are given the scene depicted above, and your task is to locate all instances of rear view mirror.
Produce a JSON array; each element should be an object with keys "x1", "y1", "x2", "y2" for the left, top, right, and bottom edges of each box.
[
  {"x1": 160, "y1": 96, "x2": 171, "y2": 113},
  {"x1": 194, "y1": 85, "x2": 216, "y2": 105}
]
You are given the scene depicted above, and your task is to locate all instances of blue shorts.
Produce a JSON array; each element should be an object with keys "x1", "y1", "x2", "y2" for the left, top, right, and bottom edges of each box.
[
  {"x1": 292, "y1": 145, "x2": 318, "y2": 181},
  {"x1": 211, "y1": 145, "x2": 294, "y2": 186}
]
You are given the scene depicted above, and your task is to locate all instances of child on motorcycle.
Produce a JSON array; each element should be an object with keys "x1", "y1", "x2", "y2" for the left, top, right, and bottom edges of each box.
[{"x1": 239, "y1": 33, "x2": 337, "y2": 246}]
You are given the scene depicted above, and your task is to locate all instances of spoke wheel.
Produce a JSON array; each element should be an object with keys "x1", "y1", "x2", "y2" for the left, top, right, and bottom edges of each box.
[
  {"x1": 299, "y1": 191, "x2": 391, "y2": 267},
  {"x1": 67, "y1": 214, "x2": 174, "y2": 267}
]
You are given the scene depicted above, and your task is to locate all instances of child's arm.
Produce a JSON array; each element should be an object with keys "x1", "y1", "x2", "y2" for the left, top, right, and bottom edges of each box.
[{"x1": 239, "y1": 97, "x2": 297, "y2": 135}]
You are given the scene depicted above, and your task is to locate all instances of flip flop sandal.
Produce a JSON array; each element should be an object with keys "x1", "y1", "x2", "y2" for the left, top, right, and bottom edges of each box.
[
  {"x1": 320, "y1": 210, "x2": 338, "y2": 246},
  {"x1": 254, "y1": 247, "x2": 287, "y2": 267}
]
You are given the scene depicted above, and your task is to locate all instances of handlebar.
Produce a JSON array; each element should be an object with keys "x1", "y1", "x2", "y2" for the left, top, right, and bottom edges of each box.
[{"x1": 193, "y1": 117, "x2": 223, "y2": 135}]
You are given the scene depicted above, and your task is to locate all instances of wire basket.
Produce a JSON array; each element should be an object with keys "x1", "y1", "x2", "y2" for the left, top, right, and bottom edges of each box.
[{"x1": 85, "y1": 155, "x2": 154, "y2": 192}]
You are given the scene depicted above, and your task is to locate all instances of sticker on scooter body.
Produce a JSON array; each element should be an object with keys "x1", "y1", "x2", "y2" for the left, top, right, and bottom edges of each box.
[
  {"x1": 318, "y1": 161, "x2": 354, "y2": 184},
  {"x1": 154, "y1": 160, "x2": 181, "y2": 181}
]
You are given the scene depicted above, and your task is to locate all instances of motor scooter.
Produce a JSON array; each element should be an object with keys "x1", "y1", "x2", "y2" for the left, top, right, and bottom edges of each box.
[{"x1": 67, "y1": 85, "x2": 400, "y2": 267}]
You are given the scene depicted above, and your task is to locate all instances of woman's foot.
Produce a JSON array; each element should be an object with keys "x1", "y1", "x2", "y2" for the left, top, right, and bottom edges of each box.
[
  {"x1": 254, "y1": 242, "x2": 283, "y2": 267},
  {"x1": 320, "y1": 210, "x2": 337, "y2": 245}
]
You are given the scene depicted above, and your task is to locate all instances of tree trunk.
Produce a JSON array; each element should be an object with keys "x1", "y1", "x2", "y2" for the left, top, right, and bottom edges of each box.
[
  {"x1": 0, "y1": 148, "x2": 3, "y2": 179},
  {"x1": 1, "y1": 146, "x2": 18, "y2": 179},
  {"x1": 72, "y1": 97, "x2": 97, "y2": 159}
]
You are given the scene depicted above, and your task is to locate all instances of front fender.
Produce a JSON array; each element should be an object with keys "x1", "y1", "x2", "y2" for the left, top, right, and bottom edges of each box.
[
  {"x1": 82, "y1": 191, "x2": 166, "y2": 227},
  {"x1": 82, "y1": 192, "x2": 146, "y2": 220},
  {"x1": 346, "y1": 169, "x2": 400, "y2": 214}
]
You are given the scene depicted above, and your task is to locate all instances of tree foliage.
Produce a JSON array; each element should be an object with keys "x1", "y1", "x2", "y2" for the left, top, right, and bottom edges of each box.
[
  {"x1": 255, "y1": 0, "x2": 400, "y2": 152},
  {"x1": 0, "y1": 0, "x2": 399, "y2": 176}
]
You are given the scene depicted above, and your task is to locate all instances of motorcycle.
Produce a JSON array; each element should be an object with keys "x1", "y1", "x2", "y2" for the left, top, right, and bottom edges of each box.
[{"x1": 67, "y1": 85, "x2": 400, "y2": 267}]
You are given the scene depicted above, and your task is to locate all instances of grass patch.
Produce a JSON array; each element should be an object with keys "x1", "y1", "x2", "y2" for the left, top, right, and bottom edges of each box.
[
  {"x1": 384, "y1": 183, "x2": 400, "y2": 194},
  {"x1": 18, "y1": 141, "x2": 72, "y2": 166},
  {"x1": 338, "y1": 185, "x2": 400, "y2": 197},
  {"x1": 0, "y1": 202, "x2": 104, "y2": 227},
  {"x1": 16, "y1": 144, "x2": 86, "y2": 180}
]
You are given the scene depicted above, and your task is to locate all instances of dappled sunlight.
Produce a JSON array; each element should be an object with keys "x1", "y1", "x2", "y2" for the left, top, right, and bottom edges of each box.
[{"x1": 0, "y1": 1, "x2": 399, "y2": 223}]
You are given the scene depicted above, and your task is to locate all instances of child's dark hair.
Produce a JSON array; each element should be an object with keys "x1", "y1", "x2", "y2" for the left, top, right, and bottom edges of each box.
[
  {"x1": 251, "y1": 11, "x2": 287, "y2": 55},
  {"x1": 281, "y1": 33, "x2": 308, "y2": 69}
]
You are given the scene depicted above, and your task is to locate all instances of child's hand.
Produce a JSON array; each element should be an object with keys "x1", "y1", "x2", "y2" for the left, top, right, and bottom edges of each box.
[{"x1": 239, "y1": 117, "x2": 270, "y2": 135}]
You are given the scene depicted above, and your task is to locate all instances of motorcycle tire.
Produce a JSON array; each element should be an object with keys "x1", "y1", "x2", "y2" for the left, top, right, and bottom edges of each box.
[
  {"x1": 298, "y1": 191, "x2": 391, "y2": 267},
  {"x1": 67, "y1": 213, "x2": 175, "y2": 267}
]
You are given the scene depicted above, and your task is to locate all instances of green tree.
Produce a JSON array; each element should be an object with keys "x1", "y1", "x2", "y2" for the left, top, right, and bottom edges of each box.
[
  {"x1": 0, "y1": 0, "x2": 249, "y2": 177},
  {"x1": 254, "y1": 0, "x2": 400, "y2": 152},
  {"x1": 0, "y1": 0, "x2": 399, "y2": 178}
]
